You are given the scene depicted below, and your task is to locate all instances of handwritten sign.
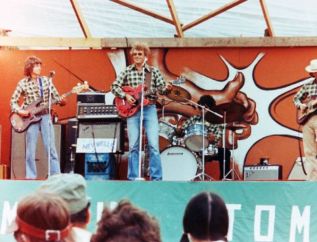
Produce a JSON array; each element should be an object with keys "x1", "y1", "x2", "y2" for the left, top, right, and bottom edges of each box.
[{"x1": 76, "y1": 138, "x2": 117, "y2": 153}]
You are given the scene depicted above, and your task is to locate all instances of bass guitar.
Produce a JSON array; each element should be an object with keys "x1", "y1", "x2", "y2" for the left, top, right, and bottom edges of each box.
[
  {"x1": 10, "y1": 82, "x2": 89, "y2": 133},
  {"x1": 297, "y1": 99, "x2": 317, "y2": 125}
]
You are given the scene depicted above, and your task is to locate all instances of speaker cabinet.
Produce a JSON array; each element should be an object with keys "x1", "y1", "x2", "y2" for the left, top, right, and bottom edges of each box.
[
  {"x1": 77, "y1": 121, "x2": 124, "y2": 153},
  {"x1": 10, "y1": 125, "x2": 62, "y2": 179},
  {"x1": 244, "y1": 165, "x2": 282, "y2": 181}
]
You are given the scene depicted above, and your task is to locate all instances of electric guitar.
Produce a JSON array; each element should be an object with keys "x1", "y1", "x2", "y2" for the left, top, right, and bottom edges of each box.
[
  {"x1": 297, "y1": 99, "x2": 317, "y2": 125},
  {"x1": 114, "y1": 85, "x2": 152, "y2": 118},
  {"x1": 115, "y1": 77, "x2": 185, "y2": 118},
  {"x1": 10, "y1": 82, "x2": 89, "y2": 133}
]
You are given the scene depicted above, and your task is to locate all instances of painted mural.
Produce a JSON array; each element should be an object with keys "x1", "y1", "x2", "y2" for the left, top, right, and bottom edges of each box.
[{"x1": 1, "y1": 47, "x2": 316, "y2": 180}]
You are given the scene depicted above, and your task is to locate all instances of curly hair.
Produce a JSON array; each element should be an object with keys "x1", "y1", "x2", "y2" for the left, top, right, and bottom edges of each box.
[
  {"x1": 91, "y1": 200, "x2": 161, "y2": 242},
  {"x1": 24, "y1": 56, "x2": 42, "y2": 77},
  {"x1": 129, "y1": 42, "x2": 151, "y2": 57}
]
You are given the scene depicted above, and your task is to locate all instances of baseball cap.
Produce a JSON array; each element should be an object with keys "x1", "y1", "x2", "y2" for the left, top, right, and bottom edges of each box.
[{"x1": 37, "y1": 173, "x2": 90, "y2": 215}]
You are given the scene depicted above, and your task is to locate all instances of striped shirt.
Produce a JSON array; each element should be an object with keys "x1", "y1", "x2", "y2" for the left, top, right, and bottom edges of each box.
[
  {"x1": 111, "y1": 63, "x2": 168, "y2": 100},
  {"x1": 293, "y1": 79, "x2": 317, "y2": 107},
  {"x1": 182, "y1": 115, "x2": 223, "y2": 142},
  {"x1": 10, "y1": 76, "x2": 61, "y2": 113}
]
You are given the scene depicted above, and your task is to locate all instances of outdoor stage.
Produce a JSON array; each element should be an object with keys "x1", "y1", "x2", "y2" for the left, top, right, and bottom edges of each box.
[{"x1": 0, "y1": 180, "x2": 315, "y2": 242}]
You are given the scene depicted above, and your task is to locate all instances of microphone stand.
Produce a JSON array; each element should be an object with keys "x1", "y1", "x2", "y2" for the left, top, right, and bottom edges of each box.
[
  {"x1": 135, "y1": 62, "x2": 146, "y2": 181},
  {"x1": 47, "y1": 74, "x2": 53, "y2": 177}
]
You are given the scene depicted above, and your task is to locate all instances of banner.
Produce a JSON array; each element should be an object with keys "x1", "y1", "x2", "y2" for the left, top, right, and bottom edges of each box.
[{"x1": 0, "y1": 180, "x2": 316, "y2": 242}]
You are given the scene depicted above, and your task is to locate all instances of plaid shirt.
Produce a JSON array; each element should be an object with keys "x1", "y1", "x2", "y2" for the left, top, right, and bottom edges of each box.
[
  {"x1": 10, "y1": 76, "x2": 61, "y2": 113},
  {"x1": 293, "y1": 79, "x2": 317, "y2": 107},
  {"x1": 111, "y1": 63, "x2": 168, "y2": 100},
  {"x1": 182, "y1": 115, "x2": 223, "y2": 142}
]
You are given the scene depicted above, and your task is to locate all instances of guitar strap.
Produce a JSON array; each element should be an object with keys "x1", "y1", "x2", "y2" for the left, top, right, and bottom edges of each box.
[{"x1": 144, "y1": 67, "x2": 152, "y2": 90}]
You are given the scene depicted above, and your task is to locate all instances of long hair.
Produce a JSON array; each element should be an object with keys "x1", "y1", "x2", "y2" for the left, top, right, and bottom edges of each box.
[
  {"x1": 180, "y1": 192, "x2": 229, "y2": 242},
  {"x1": 24, "y1": 56, "x2": 42, "y2": 77}
]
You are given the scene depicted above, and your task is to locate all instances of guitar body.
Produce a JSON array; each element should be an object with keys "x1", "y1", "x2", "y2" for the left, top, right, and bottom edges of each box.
[
  {"x1": 296, "y1": 98, "x2": 317, "y2": 125},
  {"x1": 297, "y1": 108, "x2": 317, "y2": 125},
  {"x1": 10, "y1": 99, "x2": 43, "y2": 133},
  {"x1": 115, "y1": 85, "x2": 150, "y2": 118}
]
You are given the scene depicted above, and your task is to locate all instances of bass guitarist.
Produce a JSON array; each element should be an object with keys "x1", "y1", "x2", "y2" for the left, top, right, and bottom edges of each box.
[
  {"x1": 111, "y1": 42, "x2": 172, "y2": 181},
  {"x1": 10, "y1": 56, "x2": 65, "y2": 179},
  {"x1": 293, "y1": 59, "x2": 317, "y2": 181}
]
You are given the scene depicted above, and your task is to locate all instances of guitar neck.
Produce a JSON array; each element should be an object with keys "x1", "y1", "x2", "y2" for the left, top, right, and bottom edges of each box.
[{"x1": 32, "y1": 91, "x2": 72, "y2": 115}]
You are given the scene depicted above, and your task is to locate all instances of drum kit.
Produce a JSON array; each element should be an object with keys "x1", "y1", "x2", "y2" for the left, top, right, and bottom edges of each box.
[{"x1": 158, "y1": 80, "x2": 244, "y2": 181}]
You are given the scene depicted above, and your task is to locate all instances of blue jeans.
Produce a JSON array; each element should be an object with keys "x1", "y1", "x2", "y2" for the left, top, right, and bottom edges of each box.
[
  {"x1": 127, "y1": 105, "x2": 162, "y2": 180},
  {"x1": 25, "y1": 114, "x2": 60, "y2": 179}
]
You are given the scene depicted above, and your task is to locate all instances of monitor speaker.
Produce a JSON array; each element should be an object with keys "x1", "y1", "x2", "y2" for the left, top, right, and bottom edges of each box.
[
  {"x1": 10, "y1": 125, "x2": 62, "y2": 179},
  {"x1": 244, "y1": 165, "x2": 282, "y2": 181}
]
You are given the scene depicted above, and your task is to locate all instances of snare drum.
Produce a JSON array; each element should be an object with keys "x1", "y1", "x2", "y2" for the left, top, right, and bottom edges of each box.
[
  {"x1": 159, "y1": 121, "x2": 176, "y2": 151},
  {"x1": 160, "y1": 146, "x2": 198, "y2": 181},
  {"x1": 184, "y1": 122, "x2": 209, "y2": 152}
]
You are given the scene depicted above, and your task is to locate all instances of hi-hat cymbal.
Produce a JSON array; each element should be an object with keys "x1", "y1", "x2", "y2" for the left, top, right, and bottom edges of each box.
[
  {"x1": 166, "y1": 85, "x2": 191, "y2": 102},
  {"x1": 226, "y1": 122, "x2": 247, "y2": 131},
  {"x1": 205, "y1": 102, "x2": 246, "y2": 124}
]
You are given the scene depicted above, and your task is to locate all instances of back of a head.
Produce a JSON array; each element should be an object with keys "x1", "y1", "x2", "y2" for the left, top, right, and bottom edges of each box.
[
  {"x1": 37, "y1": 173, "x2": 90, "y2": 225},
  {"x1": 181, "y1": 192, "x2": 229, "y2": 242},
  {"x1": 91, "y1": 200, "x2": 161, "y2": 242},
  {"x1": 14, "y1": 192, "x2": 71, "y2": 242}
]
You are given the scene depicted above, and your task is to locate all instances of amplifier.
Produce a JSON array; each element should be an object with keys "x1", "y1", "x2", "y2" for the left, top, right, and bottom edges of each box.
[
  {"x1": 77, "y1": 92, "x2": 105, "y2": 104},
  {"x1": 244, "y1": 165, "x2": 282, "y2": 181},
  {"x1": 77, "y1": 103, "x2": 119, "y2": 120}
]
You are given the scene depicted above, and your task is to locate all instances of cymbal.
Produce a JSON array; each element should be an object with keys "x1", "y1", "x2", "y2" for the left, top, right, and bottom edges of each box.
[
  {"x1": 166, "y1": 85, "x2": 191, "y2": 102},
  {"x1": 205, "y1": 102, "x2": 246, "y2": 124},
  {"x1": 226, "y1": 122, "x2": 247, "y2": 130}
]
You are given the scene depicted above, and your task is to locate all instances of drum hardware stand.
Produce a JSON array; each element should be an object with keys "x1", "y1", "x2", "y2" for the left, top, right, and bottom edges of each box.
[
  {"x1": 184, "y1": 98, "x2": 223, "y2": 181},
  {"x1": 223, "y1": 124, "x2": 242, "y2": 180}
]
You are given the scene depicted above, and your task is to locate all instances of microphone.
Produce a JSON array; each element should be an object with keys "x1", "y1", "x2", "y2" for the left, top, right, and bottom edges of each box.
[{"x1": 49, "y1": 70, "x2": 56, "y2": 78}]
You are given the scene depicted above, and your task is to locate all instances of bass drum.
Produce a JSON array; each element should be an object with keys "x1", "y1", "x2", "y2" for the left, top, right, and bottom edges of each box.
[{"x1": 160, "y1": 146, "x2": 198, "y2": 181}]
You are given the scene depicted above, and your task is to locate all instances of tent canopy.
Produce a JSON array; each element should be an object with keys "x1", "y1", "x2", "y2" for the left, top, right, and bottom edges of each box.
[{"x1": 0, "y1": 0, "x2": 316, "y2": 38}]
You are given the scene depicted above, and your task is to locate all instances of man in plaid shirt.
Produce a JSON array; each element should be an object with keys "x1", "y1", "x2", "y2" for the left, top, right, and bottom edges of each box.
[
  {"x1": 293, "y1": 59, "x2": 317, "y2": 181},
  {"x1": 10, "y1": 56, "x2": 64, "y2": 179},
  {"x1": 112, "y1": 42, "x2": 172, "y2": 180}
]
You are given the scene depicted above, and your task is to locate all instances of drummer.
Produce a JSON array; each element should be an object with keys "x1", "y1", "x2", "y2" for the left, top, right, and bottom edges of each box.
[{"x1": 181, "y1": 115, "x2": 231, "y2": 180}]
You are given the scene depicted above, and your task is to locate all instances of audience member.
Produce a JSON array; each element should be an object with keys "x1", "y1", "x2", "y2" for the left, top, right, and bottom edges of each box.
[
  {"x1": 180, "y1": 192, "x2": 229, "y2": 242},
  {"x1": 37, "y1": 174, "x2": 91, "y2": 241},
  {"x1": 13, "y1": 192, "x2": 73, "y2": 242},
  {"x1": 91, "y1": 200, "x2": 161, "y2": 242}
]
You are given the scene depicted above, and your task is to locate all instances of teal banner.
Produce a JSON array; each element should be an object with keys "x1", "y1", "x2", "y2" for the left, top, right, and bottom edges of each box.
[{"x1": 0, "y1": 181, "x2": 315, "y2": 242}]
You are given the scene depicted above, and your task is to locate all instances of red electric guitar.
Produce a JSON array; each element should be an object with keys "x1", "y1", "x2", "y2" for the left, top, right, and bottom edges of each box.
[
  {"x1": 10, "y1": 82, "x2": 89, "y2": 133},
  {"x1": 114, "y1": 85, "x2": 151, "y2": 118}
]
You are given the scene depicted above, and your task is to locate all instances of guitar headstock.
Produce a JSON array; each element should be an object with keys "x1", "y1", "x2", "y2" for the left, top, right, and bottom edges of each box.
[{"x1": 72, "y1": 81, "x2": 90, "y2": 94}]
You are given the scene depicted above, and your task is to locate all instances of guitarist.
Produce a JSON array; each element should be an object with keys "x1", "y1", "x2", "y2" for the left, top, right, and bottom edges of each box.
[
  {"x1": 10, "y1": 56, "x2": 65, "y2": 179},
  {"x1": 111, "y1": 42, "x2": 172, "y2": 181},
  {"x1": 293, "y1": 59, "x2": 317, "y2": 181}
]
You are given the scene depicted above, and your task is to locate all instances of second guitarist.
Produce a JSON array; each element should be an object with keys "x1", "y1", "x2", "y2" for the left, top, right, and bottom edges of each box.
[
  {"x1": 10, "y1": 56, "x2": 66, "y2": 179},
  {"x1": 293, "y1": 59, "x2": 317, "y2": 181},
  {"x1": 111, "y1": 42, "x2": 172, "y2": 181}
]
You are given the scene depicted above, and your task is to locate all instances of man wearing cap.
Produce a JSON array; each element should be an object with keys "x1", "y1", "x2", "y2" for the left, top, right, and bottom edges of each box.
[
  {"x1": 294, "y1": 59, "x2": 317, "y2": 181},
  {"x1": 37, "y1": 173, "x2": 91, "y2": 241}
]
